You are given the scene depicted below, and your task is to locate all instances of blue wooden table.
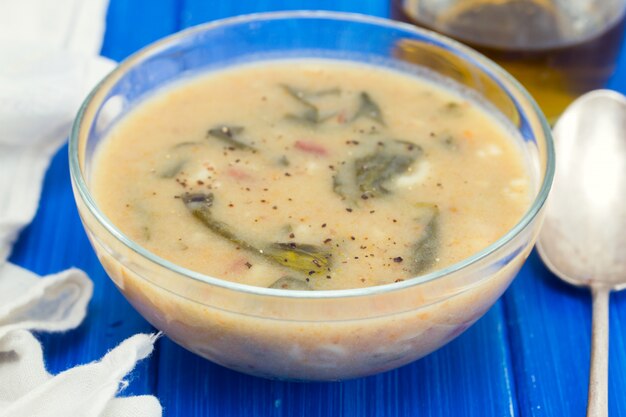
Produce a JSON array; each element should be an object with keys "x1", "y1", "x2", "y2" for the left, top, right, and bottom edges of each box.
[{"x1": 9, "y1": 1, "x2": 626, "y2": 416}]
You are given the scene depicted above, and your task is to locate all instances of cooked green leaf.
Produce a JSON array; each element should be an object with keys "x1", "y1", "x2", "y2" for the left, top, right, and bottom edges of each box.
[
  {"x1": 141, "y1": 226, "x2": 151, "y2": 241},
  {"x1": 265, "y1": 242, "x2": 331, "y2": 276},
  {"x1": 285, "y1": 109, "x2": 320, "y2": 125},
  {"x1": 269, "y1": 276, "x2": 312, "y2": 290},
  {"x1": 281, "y1": 84, "x2": 320, "y2": 124},
  {"x1": 411, "y1": 205, "x2": 439, "y2": 274},
  {"x1": 352, "y1": 92, "x2": 385, "y2": 125},
  {"x1": 173, "y1": 141, "x2": 200, "y2": 148},
  {"x1": 333, "y1": 140, "x2": 422, "y2": 201},
  {"x1": 181, "y1": 192, "x2": 254, "y2": 251},
  {"x1": 281, "y1": 84, "x2": 340, "y2": 125},
  {"x1": 181, "y1": 193, "x2": 332, "y2": 277},
  {"x1": 443, "y1": 101, "x2": 463, "y2": 116},
  {"x1": 277, "y1": 155, "x2": 290, "y2": 166},
  {"x1": 282, "y1": 85, "x2": 314, "y2": 106},
  {"x1": 355, "y1": 153, "x2": 413, "y2": 197},
  {"x1": 332, "y1": 169, "x2": 352, "y2": 201},
  {"x1": 207, "y1": 125, "x2": 255, "y2": 150},
  {"x1": 313, "y1": 87, "x2": 341, "y2": 97},
  {"x1": 158, "y1": 159, "x2": 187, "y2": 178},
  {"x1": 282, "y1": 84, "x2": 340, "y2": 102},
  {"x1": 281, "y1": 224, "x2": 294, "y2": 235}
]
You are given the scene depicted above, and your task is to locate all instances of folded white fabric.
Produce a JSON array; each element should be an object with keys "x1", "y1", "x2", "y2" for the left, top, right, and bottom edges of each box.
[
  {"x1": 0, "y1": 266, "x2": 160, "y2": 417},
  {"x1": 0, "y1": 0, "x2": 163, "y2": 415},
  {"x1": 0, "y1": 263, "x2": 92, "y2": 338},
  {"x1": 0, "y1": 331, "x2": 162, "y2": 417},
  {"x1": 0, "y1": 44, "x2": 114, "y2": 260},
  {"x1": 0, "y1": 0, "x2": 114, "y2": 258}
]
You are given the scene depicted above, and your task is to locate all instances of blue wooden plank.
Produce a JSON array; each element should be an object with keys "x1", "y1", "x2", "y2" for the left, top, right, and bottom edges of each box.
[
  {"x1": 157, "y1": 303, "x2": 517, "y2": 417},
  {"x1": 504, "y1": 254, "x2": 626, "y2": 417},
  {"x1": 504, "y1": 255, "x2": 591, "y2": 417},
  {"x1": 611, "y1": 290, "x2": 626, "y2": 417},
  {"x1": 178, "y1": 0, "x2": 389, "y2": 29},
  {"x1": 100, "y1": 0, "x2": 180, "y2": 61},
  {"x1": 509, "y1": 256, "x2": 626, "y2": 417},
  {"x1": 608, "y1": 32, "x2": 626, "y2": 93}
]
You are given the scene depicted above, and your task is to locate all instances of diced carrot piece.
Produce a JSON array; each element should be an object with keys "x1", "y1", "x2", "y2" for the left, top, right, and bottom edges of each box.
[
  {"x1": 294, "y1": 140, "x2": 328, "y2": 156},
  {"x1": 226, "y1": 167, "x2": 253, "y2": 180}
]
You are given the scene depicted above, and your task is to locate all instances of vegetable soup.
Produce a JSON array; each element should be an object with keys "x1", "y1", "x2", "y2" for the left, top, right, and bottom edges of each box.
[{"x1": 92, "y1": 59, "x2": 530, "y2": 291}]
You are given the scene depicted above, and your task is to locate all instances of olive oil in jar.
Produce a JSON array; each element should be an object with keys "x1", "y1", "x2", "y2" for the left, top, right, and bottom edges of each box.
[{"x1": 392, "y1": 0, "x2": 626, "y2": 122}]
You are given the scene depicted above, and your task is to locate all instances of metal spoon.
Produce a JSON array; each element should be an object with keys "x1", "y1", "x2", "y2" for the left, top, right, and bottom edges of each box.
[{"x1": 537, "y1": 90, "x2": 626, "y2": 417}]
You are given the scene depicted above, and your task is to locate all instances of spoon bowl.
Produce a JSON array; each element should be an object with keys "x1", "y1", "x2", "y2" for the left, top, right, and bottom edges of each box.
[
  {"x1": 538, "y1": 89, "x2": 626, "y2": 290},
  {"x1": 537, "y1": 89, "x2": 626, "y2": 416}
]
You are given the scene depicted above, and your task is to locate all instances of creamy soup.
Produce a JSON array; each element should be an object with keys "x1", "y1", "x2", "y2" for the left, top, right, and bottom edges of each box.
[
  {"x1": 92, "y1": 60, "x2": 530, "y2": 291},
  {"x1": 84, "y1": 58, "x2": 539, "y2": 380}
]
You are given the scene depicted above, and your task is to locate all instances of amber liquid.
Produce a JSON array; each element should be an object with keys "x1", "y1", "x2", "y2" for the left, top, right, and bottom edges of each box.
[{"x1": 392, "y1": 0, "x2": 626, "y2": 122}]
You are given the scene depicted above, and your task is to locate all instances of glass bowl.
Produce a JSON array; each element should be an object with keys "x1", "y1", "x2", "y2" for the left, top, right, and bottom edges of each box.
[{"x1": 69, "y1": 11, "x2": 554, "y2": 381}]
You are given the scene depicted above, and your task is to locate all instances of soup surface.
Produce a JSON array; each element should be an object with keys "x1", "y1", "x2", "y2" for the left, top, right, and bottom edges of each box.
[{"x1": 92, "y1": 59, "x2": 530, "y2": 290}]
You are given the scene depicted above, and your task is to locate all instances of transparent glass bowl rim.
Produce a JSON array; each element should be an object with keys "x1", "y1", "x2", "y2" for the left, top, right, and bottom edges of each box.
[{"x1": 69, "y1": 10, "x2": 555, "y2": 300}]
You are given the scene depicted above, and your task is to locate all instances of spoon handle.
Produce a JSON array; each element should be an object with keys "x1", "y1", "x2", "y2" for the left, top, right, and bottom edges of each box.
[{"x1": 587, "y1": 287, "x2": 610, "y2": 417}]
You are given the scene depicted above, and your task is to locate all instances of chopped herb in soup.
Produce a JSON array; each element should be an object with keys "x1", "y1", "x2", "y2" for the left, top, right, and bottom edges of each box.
[{"x1": 92, "y1": 59, "x2": 530, "y2": 290}]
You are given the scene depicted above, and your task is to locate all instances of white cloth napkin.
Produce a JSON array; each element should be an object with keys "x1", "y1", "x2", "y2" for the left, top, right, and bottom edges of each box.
[
  {"x1": 0, "y1": 330, "x2": 161, "y2": 417},
  {"x1": 0, "y1": 0, "x2": 162, "y2": 416},
  {"x1": 0, "y1": 264, "x2": 161, "y2": 417}
]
